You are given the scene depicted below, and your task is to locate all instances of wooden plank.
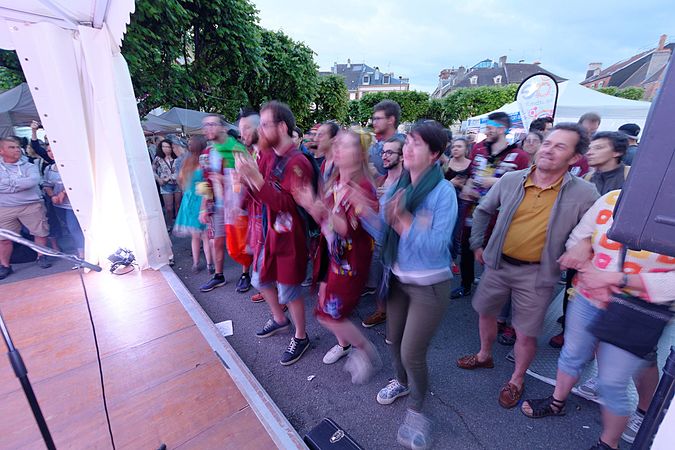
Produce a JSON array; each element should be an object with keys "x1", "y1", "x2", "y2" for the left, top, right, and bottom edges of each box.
[
  {"x1": 109, "y1": 361, "x2": 249, "y2": 449},
  {"x1": 177, "y1": 406, "x2": 276, "y2": 450}
]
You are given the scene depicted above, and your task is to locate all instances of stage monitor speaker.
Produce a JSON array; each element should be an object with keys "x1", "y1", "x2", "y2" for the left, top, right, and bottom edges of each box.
[{"x1": 608, "y1": 58, "x2": 675, "y2": 257}]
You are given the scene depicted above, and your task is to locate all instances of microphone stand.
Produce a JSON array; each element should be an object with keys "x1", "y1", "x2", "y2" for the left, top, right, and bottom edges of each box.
[{"x1": 0, "y1": 228, "x2": 102, "y2": 449}]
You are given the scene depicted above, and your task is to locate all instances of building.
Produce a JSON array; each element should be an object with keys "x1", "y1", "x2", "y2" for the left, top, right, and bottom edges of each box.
[
  {"x1": 319, "y1": 59, "x2": 410, "y2": 100},
  {"x1": 581, "y1": 35, "x2": 673, "y2": 100},
  {"x1": 431, "y1": 56, "x2": 565, "y2": 98}
]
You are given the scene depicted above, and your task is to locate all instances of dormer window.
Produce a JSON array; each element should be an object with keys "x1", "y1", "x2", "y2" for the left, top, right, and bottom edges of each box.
[
  {"x1": 383, "y1": 75, "x2": 390, "y2": 84},
  {"x1": 470, "y1": 76, "x2": 478, "y2": 85},
  {"x1": 598, "y1": 81, "x2": 604, "y2": 88},
  {"x1": 363, "y1": 75, "x2": 370, "y2": 85},
  {"x1": 493, "y1": 75, "x2": 502, "y2": 84}
]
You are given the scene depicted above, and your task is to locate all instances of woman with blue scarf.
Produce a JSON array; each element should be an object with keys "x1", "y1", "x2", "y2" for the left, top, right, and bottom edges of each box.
[{"x1": 351, "y1": 120, "x2": 457, "y2": 450}]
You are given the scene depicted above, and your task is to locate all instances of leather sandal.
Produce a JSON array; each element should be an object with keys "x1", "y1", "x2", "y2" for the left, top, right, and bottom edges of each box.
[
  {"x1": 521, "y1": 396, "x2": 566, "y2": 418},
  {"x1": 456, "y1": 354, "x2": 495, "y2": 370},
  {"x1": 498, "y1": 382, "x2": 524, "y2": 408}
]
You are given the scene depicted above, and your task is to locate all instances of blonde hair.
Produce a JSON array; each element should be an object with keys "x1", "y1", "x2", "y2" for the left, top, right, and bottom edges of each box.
[{"x1": 324, "y1": 128, "x2": 374, "y2": 194}]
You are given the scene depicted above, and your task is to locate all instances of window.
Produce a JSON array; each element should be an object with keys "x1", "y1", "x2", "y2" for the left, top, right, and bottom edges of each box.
[
  {"x1": 383, "y1": 75, "x2": 390, "y2": 84},
  {"x1": 598, "y1": 81, "x2": 604, "y2": 88},
  {"x1": 470, "y1": 76, "x2": 478, "y2": 85},
  {"x1": 591, "y1": 83, "x2": 595, "y2": 88},
  {"x1": 493, "y1": 75, "x2": 502, "y2": 84},
  {"x1": 363, "y1": 75, "x2": 370, "y2": 85}
]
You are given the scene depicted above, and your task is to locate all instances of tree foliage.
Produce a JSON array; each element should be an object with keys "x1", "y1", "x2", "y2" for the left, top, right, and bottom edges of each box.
[
  {"x1": 123, "y1": 0, "x2": 318, "y2": 121},
  {"x1": 597, "y1": 86, "x2": 645, "y2": 101},
  {"x1": 349, "y1": 91, "x2": 431, "y2": 126},
  {"x1": 0, "y1": 50, "x2": 25, "y2": 91},
  {"x1": 312, "y1": 75, "x2": 349, "y2": 124}
]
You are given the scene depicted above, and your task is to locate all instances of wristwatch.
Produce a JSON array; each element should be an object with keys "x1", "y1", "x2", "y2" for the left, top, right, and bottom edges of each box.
[{"x1": 618, "y1": 272, "x2": 629, "y2": 289}]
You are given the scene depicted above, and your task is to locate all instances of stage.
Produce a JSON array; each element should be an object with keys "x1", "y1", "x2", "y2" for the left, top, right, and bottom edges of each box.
[{"x1": 0, "y1": 267, "x2": 305, "y2": 449}]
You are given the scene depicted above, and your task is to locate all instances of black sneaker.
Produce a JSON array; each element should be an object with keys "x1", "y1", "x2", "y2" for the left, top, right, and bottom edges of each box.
[
  {"x1": 256, "y1": 318, "x2": 290, "y2": 338},
  {"x1": 280, "y1": 335, "x2": 310, "y2": 366},
  {"x1": 37, "y1": 255, "x2": 52, "y2": 269},
  {"x1": 236, "y1": 273, "x2": 252, "y2": 293},
  {"x1": 200, "y1": 275, "x2": 226, "y2": 292},
  {"x1": 450, "y1": 286, "x2": 471, "y2": 299},
  {"x1": 0, "y1": 265, "x2": 13, "y2": 280}
]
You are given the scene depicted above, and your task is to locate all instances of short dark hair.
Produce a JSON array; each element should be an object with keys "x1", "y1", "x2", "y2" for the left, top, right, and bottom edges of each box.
[
  {"x1": 373, "y1": 100, "x2": 401, "y2": 127},
  {"x1": 260, "y1": 100, "x2": 296, "y2": 137},
  {"x1": 384, "y1": 134, "x2": 405, "y2": 153},
  {"x1": 550, "y1": 122, "x2": 591, "y2": 155},
  {"x1": 205, "y1": 114, "x2": 227, "y2": 126},
  {"x1": 592, "y1": 131, "x2": 629, "y2": 162},
  {"x1": 239, "y1": 107, "x2": 259, "y2": 119},
  {"x1": 488, "y1": 111, "x2": 511, "y2": 129},
  {"x1": 409, "y1": 120, "x2": 448, "y2": 157},
  {"x1": 322, "y1": 121, "x2": 340, "y2": 139},
  {"x1": 0, "y1": 136, "x2": 20, "y2": 146},
  {"x1": 578, "y1": 112, "x2": 601, "y2": 125},
  {"x1": 529, "y1": 117, "x2": 553, "y2": 132},
  {"x1": 293, "y1": 126, "x2": 303, "y2": 137}
]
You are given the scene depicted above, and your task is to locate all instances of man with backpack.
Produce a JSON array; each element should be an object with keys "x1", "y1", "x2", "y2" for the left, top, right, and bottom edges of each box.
[{"x1": 236, "y1": 101, "x2": 314, "y2": 366}]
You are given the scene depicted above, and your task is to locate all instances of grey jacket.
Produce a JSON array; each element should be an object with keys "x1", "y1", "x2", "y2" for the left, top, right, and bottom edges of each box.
[
  {"x1": 0, "y1": 159, "x2": 43, "y2": 207},
  {"x1": 470, "y1": 168, "x2": 599, "y2": 289}
]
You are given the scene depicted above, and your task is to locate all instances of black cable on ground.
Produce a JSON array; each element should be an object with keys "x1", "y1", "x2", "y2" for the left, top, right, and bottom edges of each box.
[{"x1": 78, "y1": 269, "x2": 116, "y2": 449}]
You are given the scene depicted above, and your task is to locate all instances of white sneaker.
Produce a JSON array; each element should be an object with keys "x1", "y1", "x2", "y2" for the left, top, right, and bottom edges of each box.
[
  {"x1": 621, "y1": 409, "x2": 644, "y2": 444},
  {"x1": 322, "y1": 344, "x2": 351, "y2": 364},
  {"x1": 575, "y1": 376, "x2": 599, "y2": 401}
]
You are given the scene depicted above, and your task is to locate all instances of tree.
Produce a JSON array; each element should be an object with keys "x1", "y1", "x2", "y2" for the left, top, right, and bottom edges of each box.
[
  {"x1": 123, "y1": 0, "x2": 263, "y2": 119},
  {"x1": 247, "y1": 29, "x2": 318, "y2": 129},
  {"x1": 0, "y1": 50, "x2": 25, "y2": 91},
  {"x1": 441, "y1": 84, "x2": 518, "y2": 123},
  {"x1": 312, "y1": 75, "x2": 349, "y2": 124},
  {"x1": 350, "y1": 91, "x2": 431, "y2": 125},
  {"x1": 597, "y1": 86, "x2": 645, "y2": 101}
]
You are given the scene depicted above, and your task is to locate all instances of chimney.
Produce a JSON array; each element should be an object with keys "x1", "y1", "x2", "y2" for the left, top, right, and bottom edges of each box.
[
  {"x1": 374, "y1": 66, "x2": 380, "y2": 81},
  {"x1": 586, "y1": 62, "x2": 602, "y2": 79},
  {"x1": 658, "y1": 34, "x2": 667, "y2": 50},
  {"x1": 332, "y1": 61, "x2": 338, "y2": 74},
  {"x1": 458, "y1": 66, "x2": 466, "y2": 76},
  {"x1": 646, "y1": 35, "x2": 671, "y2": 81},
  {"x1": 347, "y1": 58, "x2": 351, "y2": 69},
  {"x1": 532, "y1": 60, "x2": 541, "y2": 65},
  {"x1": 498, "y1": 55, "x2": 507, "y2": 67},
  {"x1": 439, "y1": 69, "x2": 450, "y2": 80}
]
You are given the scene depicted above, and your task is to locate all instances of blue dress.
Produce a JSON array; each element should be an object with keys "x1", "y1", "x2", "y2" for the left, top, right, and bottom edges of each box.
[{"x1": 173, "y1": 169, "x2": 207, "y2": 236}]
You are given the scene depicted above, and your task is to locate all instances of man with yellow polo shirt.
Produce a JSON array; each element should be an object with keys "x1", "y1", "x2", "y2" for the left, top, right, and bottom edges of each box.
[{"x1": 456, "y1": 123, "x2": 599, "y2": 409}]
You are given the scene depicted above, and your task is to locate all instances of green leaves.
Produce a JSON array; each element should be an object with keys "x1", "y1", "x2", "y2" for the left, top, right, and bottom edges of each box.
[
  {"x1": 597, "y1": 86, "x2": 646, "y2": 101},
  {"x1": 312, "y1": 75, "x2": 349, "y2": 125},
  {"x1": 0, "y1": 50, "x2": 25, "y2": 91}
]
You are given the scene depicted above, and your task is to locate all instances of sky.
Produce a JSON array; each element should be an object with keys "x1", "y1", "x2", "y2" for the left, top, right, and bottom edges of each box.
[{"x1": 251, "y1": 0, "x2": 675, "y2": 94}]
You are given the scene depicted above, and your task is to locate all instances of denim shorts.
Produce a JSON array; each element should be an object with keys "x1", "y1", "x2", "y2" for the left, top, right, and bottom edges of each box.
[
  {"x1": 160, "y1": 182, "x2": 180, "y2": 195},
  {"x1": 250, "y1": 252, "x2": 304, "y2": 305}
]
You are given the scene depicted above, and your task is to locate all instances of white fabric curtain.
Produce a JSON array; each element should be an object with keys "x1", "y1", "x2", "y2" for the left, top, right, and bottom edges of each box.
[{"x1": 5, "y1": 21, "x2": 171, "y2": 269}]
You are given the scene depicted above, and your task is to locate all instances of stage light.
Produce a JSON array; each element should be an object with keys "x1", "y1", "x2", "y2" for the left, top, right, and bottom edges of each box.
[{"x1": 107, "y1": 248, "x2": 135, "y2": 273}]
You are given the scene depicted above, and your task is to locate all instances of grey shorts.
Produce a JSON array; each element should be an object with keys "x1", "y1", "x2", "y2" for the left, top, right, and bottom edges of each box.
[
  {"x1": 212, "y1": 206, "x2": 225, "y2": 238},
  {"x1": 250, "y1": 252, "x2": 304, "y2": 305},
  {"x1": 472, "y1": 261, "x2": 554, "y2": 337}
]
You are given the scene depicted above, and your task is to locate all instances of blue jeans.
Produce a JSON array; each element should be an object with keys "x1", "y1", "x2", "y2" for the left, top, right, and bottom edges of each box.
[
  {"x1": 559, "y1": 293, "x2": 651, "y2": 416},
  {"x1": 597, "y1": 341, "x2": 650, "y2": 416},
  {"x1": 558, "y1": 293, "x2": 601, "y2": 378}
]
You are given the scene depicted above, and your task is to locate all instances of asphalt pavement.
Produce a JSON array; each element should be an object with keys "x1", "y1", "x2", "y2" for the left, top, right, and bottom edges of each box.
[{"x1": 169, "y1": 236, "x2": 630, "y2": 450}]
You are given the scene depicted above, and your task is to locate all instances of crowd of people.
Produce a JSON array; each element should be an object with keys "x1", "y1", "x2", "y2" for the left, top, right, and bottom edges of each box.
[{"x1": 1, "y1": 97, "x2": 673, "y2": 450}]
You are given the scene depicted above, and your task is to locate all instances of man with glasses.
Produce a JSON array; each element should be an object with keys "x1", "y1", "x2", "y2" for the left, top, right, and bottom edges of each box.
[
  {"x1": 198, "y1": 115, "x2": 232, "y2": 292},
  {"x1": 236, "y1": 101, "x2": 313, "y2": 366},
  {"x1": 362, "y1": 135, "x2": 405, "y2": 328},
  {"x1": 368, "y1": 100, "x2": 404, "y2": 176}
]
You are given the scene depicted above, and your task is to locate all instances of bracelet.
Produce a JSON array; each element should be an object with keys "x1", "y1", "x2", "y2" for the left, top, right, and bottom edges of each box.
[{"x1": 618, "y1": 272, "x2": 629, "y2": 289}]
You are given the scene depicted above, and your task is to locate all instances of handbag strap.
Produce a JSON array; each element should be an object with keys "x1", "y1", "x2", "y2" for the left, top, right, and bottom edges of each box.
[{"x1": 618, "y1": 245, "x2": 628, "y2": 272}]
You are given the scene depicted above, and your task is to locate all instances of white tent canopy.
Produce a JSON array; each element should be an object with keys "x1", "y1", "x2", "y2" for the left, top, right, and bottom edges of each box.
[
  {"x1": 0, "y1": 0, "x2": 172, "y2": 269},
  {"x1": 465, "y1": 81, "x2": 653, "y2": 135},
  {"x1": 0, "y1": 82, "x2": 39, "y2": 137}
]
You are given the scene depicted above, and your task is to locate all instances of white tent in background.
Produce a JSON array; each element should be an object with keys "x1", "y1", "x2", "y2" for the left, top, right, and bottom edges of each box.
[
  {"x1": 0, "y1": 0, "x2": 171, "y2": 269},
  {"x1": 0, "y1": 82, "x2": 39, "y2": 137},
  {"x1": 465, "y1": 81, "x2": 653, "y2": 133}
]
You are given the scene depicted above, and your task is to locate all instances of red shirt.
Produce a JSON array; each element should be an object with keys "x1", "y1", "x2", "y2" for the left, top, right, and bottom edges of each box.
[
  {"x1": 253, "y1": 145, "x2": 313, "y2": 285},
  {"x1": 569, "y1": 154, "x2": 590, "y2": 177},
  {"x1": 469, "y1": 141, "x2": 530, "y2": 181}
]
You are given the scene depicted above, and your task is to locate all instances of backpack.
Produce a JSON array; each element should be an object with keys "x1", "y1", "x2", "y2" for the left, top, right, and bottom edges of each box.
[{"x1": 271, "y1": 148, "x2": 321, "y2": 240}]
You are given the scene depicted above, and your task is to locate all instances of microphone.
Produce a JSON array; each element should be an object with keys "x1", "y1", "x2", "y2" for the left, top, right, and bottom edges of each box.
[{"x1": 0, "y1": 228, "x2": 102, "y2": 272}]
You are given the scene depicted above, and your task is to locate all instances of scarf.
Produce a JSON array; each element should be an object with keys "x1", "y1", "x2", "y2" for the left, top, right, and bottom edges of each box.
[{"x1": 381, "y1": 163, "x2": 444, "y2": 268}]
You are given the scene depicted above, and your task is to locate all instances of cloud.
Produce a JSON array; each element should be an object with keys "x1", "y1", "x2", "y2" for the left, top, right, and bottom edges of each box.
[{"x1": 253, "y1": 0, "x2": 675, "y2": 93}]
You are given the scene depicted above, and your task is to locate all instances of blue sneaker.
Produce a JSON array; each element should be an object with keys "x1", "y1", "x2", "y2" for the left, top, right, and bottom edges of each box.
[
  {"x1": 280, "y1": 335, "x2": 310, "y2": 366},
  {"x1": 200, "y1": 275, "x2": 226, "y2": 292},
  {"x1": 256, "y1": 318, "x2": 290, "y2": 338},
  {"x1": 377, "y1": 379, "x2": 410, "y2": 405}
]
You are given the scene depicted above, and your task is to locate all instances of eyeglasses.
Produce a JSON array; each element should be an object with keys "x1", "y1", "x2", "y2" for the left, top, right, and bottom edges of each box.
[
  {"x1": 371, "y1": 116, "x2": 387, "y2": 122},
  {"x1": 382, "y1": 150, "x2": 402, "y2": 157}
]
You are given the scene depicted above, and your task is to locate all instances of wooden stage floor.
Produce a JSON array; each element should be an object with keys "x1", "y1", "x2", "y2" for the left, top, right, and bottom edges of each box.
[{"x1": 0, "y1": 268, "x2": 304, "y2": 449}]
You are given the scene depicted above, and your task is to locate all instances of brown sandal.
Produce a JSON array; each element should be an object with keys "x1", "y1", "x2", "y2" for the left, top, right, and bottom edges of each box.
[
  {"x1": 499, "y1": 382, "x2": 524, "y2": 409},
  {"x1": 456, "y1": 354, "x2": 495, "y2": 370}
]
